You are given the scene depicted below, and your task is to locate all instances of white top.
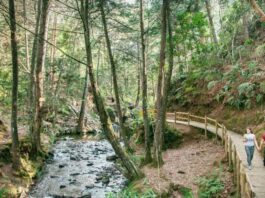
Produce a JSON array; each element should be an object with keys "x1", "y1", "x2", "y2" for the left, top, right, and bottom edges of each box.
[{"x1": 244, "y1": 133, "x2": 255, "y2": 147}]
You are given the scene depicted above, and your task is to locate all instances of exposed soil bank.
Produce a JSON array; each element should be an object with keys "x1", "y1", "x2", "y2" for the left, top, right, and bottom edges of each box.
[{"x1": 141, "y1": 124, "x2": 234, "y2": 197}]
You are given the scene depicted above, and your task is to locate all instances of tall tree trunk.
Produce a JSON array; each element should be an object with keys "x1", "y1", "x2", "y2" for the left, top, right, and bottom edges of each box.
[
  {"x1": 77, "y1": 0, "x2": 142, "y2": 180},
  {"x1": 76, "y1": 66, "x2": 89, "y2": 133},
  {"x1": 9, "y1": 0, "x2": 21, "y2": 171},
  {"x1": 23, "y1": 0, "x2": 30, "y2": 71},
  {"x1": 153, "y1": 0, "x2": 167, "y2": 166},
  {"x1": 158, "y1": 0, "x2": 174, "y2": 149},
  {"x1": 32, "y1": 0, "x2": 50, "y2": 157},
  {"x1": 29, "y1": 0, "x2": 41, "y2": 149},
  {"x1": 96, "y1": 46, "x2": 101, "y2": 86},
  {"x1": 140, "y1": 0, "x2": 152, "y2": 163},
  {"x1": 205, "y1": 0, "x2": 218, "y2": 44},
  {"x1": 134, "y1": 41, "x2": 141, "y2": 107},
  {"x1": 99, "y1": 0, "x2": 131, "y2": 151},
  {"x1": 241, "y1": 0, "x2": 249, "y2": 40},
  {"x1": 76, "y1": 6, "x2": 89, "y2": 133},
  {"x1": 50, "y1": 14, "x2": 57, "y2": 92}
]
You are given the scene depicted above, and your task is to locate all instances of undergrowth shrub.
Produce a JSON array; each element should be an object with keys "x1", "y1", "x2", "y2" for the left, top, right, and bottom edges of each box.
[
  {"x1": 106, "y1": 188, "x2": 156, "y2": 198},
  {"x1": 0, "y1": 188, "x2": 8, "y2": 198},
  {"x1": 196, "y1": 171, "x2": 224, "y2": 198},
  {"x1": 129, "y1": 113, "x2": 183, "y2": 150}
]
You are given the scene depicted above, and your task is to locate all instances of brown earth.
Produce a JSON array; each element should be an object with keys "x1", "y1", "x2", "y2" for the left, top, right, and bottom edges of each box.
[{"x1": 139, "y1": 124, "x2": 234, "y2": 197}]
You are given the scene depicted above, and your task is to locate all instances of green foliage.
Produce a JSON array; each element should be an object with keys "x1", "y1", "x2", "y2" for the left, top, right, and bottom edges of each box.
[
  {"x1": 106, "y1": 107, "x2": 116, "y2": 122},
  {"x1": 106, "y1": 188, "x2": 156, "y2": 198},
  {"x1": 207, "y1": 81, "x2": 218, "y2": 90},
  {"x1": 163, "y1": 125, "x2": 183, "y2": 150},
  {"x1": 0, "y1": 68, "x2": 12, "y2": 105},
  {"x1": 0, "y1": 188, "x2": 8, "y2": 198},
  {"x1": 237, "y1": 82, "x2": 254, "y2": 96},
  {"x1": 179, "y1": 187, "x2": 194, "y2": 198},
  {"x1": 196, "y1": 172, "x2": 224, "y2": 198}
]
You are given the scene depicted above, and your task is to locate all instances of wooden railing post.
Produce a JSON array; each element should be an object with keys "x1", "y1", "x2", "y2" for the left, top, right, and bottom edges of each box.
[
  {"x1": 236, "y1": 155, "x2": 241, "y2": 197},
  {"x1": 225, "y1": 130, "x2": 229, "y2": 159},
  {"x1": 222, "y1": 124, "x2": 225, "y2": 145},
  {"x1": 229, "y1": 137, "x2": 232, "y2": 168},
  {"x1": 233, "y1": 145, "x2": 237, "y2": 183},
  {"x1": 240, "y1": 163, "x2": 246, "y2": 198},
  {"x1": 204, "y1": 115, "x2": 207, "y2": 138},
  {"x1": 174, "y1": 111, "x2": 177, "y2": 127},
  {"x1": 215, "y1": 120, "x2": 218, "y2": 140}
]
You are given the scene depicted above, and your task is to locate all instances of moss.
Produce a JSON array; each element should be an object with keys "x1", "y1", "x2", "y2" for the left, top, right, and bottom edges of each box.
[
  {"x1": 0, "y1": 145, "x2": 11, "y2": 163},
  {"x1": 0, "y1": 186, "x2": 18, "y2": 198}
]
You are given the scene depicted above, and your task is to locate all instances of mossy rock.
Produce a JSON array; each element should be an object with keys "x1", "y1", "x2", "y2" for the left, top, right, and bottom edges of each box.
[{"x1": 106, "y1": 107, "x2": 116, "y2": 122}]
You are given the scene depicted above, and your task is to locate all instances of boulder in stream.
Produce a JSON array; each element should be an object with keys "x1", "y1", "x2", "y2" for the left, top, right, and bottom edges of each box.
[
  {"x1": 86, "y1": 162, "x2": 93, "y2": 166},
  {"x1": 59, "y1": 163, "x2": 67, "y2": 168},
  {"x1": 79, "y1": 193, "x2": 92, "y2": 198},
  {"x1": 106, "y1": 155, "x2": 118, "y2": 161}
]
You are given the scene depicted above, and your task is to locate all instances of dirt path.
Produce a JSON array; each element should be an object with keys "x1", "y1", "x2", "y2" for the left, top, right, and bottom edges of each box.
[{"x1": 142, "y1": 124, "x2": 234, "y2": 197}]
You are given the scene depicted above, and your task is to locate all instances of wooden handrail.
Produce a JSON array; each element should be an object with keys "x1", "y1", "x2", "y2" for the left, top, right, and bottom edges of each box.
[
  {"x1": 138, "y1": 109, "x2": 256, "y2": 197},
  {"x1": 166, "y1": 111, "x2": 255, "y2": 198}
]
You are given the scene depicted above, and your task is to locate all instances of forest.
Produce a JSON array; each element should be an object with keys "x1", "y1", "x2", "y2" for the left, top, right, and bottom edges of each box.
[{"x1": 0, "y1": 0, "x2": 265, "y2": 197}]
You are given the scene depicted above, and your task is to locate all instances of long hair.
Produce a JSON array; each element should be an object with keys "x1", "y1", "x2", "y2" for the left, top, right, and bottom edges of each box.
[{"x1": 247, "y1": 128, "x2": 253, "y2": 134}]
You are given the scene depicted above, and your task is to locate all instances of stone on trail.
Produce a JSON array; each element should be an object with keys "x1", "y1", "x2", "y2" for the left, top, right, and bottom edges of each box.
[{"x1": 177, "y1": 170, "x2": 185, "y2": 174}]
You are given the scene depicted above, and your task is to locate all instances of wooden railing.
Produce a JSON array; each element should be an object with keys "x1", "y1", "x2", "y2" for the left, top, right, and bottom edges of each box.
[{"x1": 167, "y1": 112, "x2": 254, "y2": 198}]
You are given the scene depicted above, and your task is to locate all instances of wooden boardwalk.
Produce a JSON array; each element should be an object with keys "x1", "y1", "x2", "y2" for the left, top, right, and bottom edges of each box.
[{"x1": 166, "y1": 112, "x2": 265, "y2": 198}]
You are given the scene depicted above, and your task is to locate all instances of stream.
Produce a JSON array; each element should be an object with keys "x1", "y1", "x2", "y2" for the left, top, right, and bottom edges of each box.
[{"x1": 29, "y1": 137, "x2": 128, "y2": 198}]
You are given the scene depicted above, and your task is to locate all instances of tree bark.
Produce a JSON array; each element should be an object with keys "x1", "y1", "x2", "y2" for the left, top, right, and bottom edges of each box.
[
  {"x1": 153, "y1": 0, "x2": 167, "y2": 166},
  {"x1": 205, "y1": 0, "x2": 218, "y2": 44},
  {"x1": 134, "y1": 42, "x2": 141, "y2": 107},
  {"x1": 29, "y1": 0, "x2": 41, "y2": 150},
  {"x1": 77, "y1": 0, "x2": 143, "y2": 180},
  {"x1": 23, "y1": 0, "x2": 30, "y2": 71},
  {"x1": 140, "y1": 0, "x2": 152, "y2": 163},
  {"x1": 76, "y1": 66, "x2": 89, "y2": 133},
  {"x1": 99, "y1": 0, "x2": 132, "y2": 151},
  {"x1": 32, "y1": 0, "x2": 50, "y2": 157},
  {"x1": 241, "y1": 0, "x2": 249, "y2": 40},
  {"x1": 8, "y1": 0, "x2": 21, "y2": 171},
  {"x1": 160, "y1": 0, "x2": 174, "y2": 146},
  {"x1": 50, "y1": 14, "x2": 57, "y2": 92},
  {"x1": 247, "y1": 0, "x2": 265, "y2": 22}
]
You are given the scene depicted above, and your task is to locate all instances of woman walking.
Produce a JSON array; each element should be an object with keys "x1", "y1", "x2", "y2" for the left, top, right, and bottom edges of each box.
[
  {"x1": 259, "y1": 133, "x2": 265, "y2": 167},
  {"x1": 243, "y1": 128, "x2": 259, "y2": 170}
]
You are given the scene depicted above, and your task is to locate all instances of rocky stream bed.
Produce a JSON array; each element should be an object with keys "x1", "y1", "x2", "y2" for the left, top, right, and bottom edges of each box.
[{"x1": 29, "y1": 137, "x2": 127, "y2": 198}]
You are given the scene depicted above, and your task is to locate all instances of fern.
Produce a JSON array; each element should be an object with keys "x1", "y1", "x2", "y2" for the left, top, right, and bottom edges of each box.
[
  {"x1": 196, "y1": 176, "x2": 224, "y2": 198},
  {"x1": 237, "y1": 82, "x2": 254, "y2": 96},
  {"x1": 207, "y1": 81, "x2": 218, "y2": 90},
  {"x1": 256, "y1": 94, "x2": 263, "y2": 104}
]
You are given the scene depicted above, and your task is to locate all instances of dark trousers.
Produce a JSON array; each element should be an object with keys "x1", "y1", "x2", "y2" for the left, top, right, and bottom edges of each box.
[{"x1": 245, "y1": 146, "x2": 255, "y2": 166}]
